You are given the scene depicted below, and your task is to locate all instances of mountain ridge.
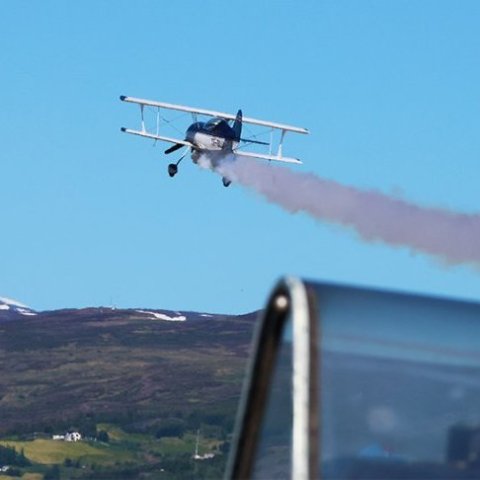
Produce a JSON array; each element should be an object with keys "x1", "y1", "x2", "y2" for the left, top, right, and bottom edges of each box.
[{"x1": 0, "y1": 295, "x2": 251, "y2": 322}]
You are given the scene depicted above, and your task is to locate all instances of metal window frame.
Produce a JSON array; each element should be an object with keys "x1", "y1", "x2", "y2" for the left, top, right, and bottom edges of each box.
[{"x1": 225, "y1": 277, "x2": 319, "y2": 480}]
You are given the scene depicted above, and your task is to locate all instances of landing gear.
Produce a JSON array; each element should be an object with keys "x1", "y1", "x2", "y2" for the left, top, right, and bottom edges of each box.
[
  {"x1": 167, "y1": 150, "x2": 188, "y2": 178},
  {"x1": 222, "y1": 177, "x2": 232, "y2": 188},
  {"x1": 168, "y1": 163, "x2": 178, "y2": 177}
]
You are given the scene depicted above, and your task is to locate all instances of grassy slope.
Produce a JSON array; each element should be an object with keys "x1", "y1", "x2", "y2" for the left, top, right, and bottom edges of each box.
[
  {"x1": 0, "y1": 439, "x2": 121, "y2": 465},
  {"x1": 0, "y1": 476, "x2": 43, "y2": 480}
]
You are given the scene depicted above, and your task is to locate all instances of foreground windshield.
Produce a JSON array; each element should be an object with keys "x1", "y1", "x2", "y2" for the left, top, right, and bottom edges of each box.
[{"x1": 315, "y1": 286, "x2": 480, "y2": 479}]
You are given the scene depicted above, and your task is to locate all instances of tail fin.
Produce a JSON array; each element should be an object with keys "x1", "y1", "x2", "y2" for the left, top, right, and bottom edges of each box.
[{"x1": 232, "y1": 109, "x2": 242, "y2": 141}]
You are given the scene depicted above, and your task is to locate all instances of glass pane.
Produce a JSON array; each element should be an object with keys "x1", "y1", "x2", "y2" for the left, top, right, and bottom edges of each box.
[
  {"x1": 251, "y1": 317, "x2": 293, "y2": 480},
  {"x1": 314, "y1": 285, "x2": 480, "y2": 479}
]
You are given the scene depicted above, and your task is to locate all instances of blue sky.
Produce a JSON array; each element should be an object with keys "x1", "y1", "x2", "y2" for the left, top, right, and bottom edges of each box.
[{"x1": 1, "y1": 1, "x2": 479, "y2": 313}]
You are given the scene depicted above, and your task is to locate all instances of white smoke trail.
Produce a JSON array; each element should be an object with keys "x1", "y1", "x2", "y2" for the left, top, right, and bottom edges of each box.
[{"x1": 208, "y1": 155, "x2": 480, "y2": 266}]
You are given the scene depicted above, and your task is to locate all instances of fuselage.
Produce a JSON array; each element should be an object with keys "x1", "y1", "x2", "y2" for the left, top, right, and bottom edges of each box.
[{"x1": 186, "y1": 118, "x2": 238, "y2": 152}]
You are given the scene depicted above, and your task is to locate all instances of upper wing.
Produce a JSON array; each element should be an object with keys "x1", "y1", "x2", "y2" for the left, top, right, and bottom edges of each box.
[{"x1": 120, "y1": 96, "x2": 309, "y2": 135}]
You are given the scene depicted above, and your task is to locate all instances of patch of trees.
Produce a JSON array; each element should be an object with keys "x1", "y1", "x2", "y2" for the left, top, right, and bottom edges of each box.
[
  {"x1": 44, "y1": 465, "x2": 60, "y2": 480},
  {"x1": 0, "y1": 445, "x2": 30, "y2": 467},
  {"x1": 153, "y1": 409, "x2": 234, "y2": 440},
  {"x1": 79, "y1": 461, "x2": 163, "y2": 479},
  {"x1": 160, "y1": 453, "x2": 226, "y2": 480},
  {"x1": 155, "y1": 418, "x2": 186, "y2": 439},
  {"x1": 64, "y1": 457, "x2": 82, "y2": 468},
  {"x1": 4, "y1": 467, "x2": 21, "y2": 477},
  {"x1": 96, "y1": 430, "x2": 109, "y2": 443},
  {"x1": 186, "y1": 408, "x2": 234, "y2": 434}
]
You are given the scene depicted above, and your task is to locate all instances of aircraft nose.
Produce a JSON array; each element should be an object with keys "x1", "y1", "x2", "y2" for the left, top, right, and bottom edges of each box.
[
  {"x1": 186, "y1": 122, "x2": 199, "y2": 142},
  {"x1": 185, "y1": 128, "x2": 194, "y2": 142}
]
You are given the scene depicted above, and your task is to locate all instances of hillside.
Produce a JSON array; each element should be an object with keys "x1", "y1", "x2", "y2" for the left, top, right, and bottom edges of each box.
[
  {"x1": 0, "y1": 305, "x2": 257, "y2": 433},
  {"x1": 0, "y1": 303, "x2": 258, "y2": 478}
]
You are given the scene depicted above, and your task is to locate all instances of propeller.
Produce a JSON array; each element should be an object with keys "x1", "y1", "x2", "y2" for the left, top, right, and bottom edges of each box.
[{"x1": 164, "y1": 143, "x2": 184, "y2": 155}]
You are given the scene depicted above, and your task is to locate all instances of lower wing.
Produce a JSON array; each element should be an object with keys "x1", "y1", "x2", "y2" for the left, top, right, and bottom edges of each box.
[
  {"x1": 233, "y1": 150, "x2": 302, "y2": 165},
  {"x1": 121, "y1": 128, "x2": 302, "y2": 164},
  {"x1": 120, "y1": 128, "x2": 194, "y2": 149}
]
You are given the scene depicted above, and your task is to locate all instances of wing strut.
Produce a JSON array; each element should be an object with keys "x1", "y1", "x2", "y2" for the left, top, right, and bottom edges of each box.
[
  {"x1": 278, "y1": 130, "x2": 287, "y2": 158},
  {"x1": 141, "y1": 105, "x2": 146, "y2": 133}
]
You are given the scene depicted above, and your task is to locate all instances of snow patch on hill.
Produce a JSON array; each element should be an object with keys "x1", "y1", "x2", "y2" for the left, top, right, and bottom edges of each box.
[
  {"x1": 0, "y1": 296, "x2": 29, "y2": 308},
  {"x1": 136, "y1": 310, "x2": 187, "y2": 322},
  {"x1": 0, "y1": 297, "x2": 37, "y2": 316}
]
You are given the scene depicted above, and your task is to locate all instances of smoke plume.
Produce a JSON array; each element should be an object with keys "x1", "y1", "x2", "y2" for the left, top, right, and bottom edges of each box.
[{"x1": 210, "y1": 155, "x2": 480, "y2": 266}]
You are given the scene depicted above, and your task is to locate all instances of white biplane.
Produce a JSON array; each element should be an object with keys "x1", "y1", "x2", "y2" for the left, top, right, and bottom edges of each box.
[{"x1": 120, "y1": 96, "x2": 309, "y2": 187}]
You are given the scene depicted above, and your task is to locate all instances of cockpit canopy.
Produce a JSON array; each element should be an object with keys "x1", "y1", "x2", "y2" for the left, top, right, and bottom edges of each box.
[{"x1": 203, "y1": 117, "x2": 228, "y2": 131}]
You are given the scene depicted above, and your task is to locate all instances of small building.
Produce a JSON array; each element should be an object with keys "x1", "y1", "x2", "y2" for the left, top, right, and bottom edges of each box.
[
  {"x1": 194, "y1": 453, "x2": 215, "y2": 460},
  {"x1": 65, "y1": 432, "x2": 82, "y2": 442},
  {"x1": 192, "y1": 430, "x2": 215, "y2": 461}
]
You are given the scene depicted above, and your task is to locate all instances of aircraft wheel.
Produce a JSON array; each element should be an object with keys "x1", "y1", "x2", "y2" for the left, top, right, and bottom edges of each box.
[
  {"x1": 168, "y1": 164, "x2": 178, "y2": 177},
  {"x1": 222, "y1": 177, "x2": 231, "y2": 187}
]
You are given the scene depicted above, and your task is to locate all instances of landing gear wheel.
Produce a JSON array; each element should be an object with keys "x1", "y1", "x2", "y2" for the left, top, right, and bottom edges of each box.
[
  {"x1": 222, "y1": 177, "x2": 231, "y2": 188},
  {"x1": 168, "y1": 164, "x2": 178, "y2": 177}
]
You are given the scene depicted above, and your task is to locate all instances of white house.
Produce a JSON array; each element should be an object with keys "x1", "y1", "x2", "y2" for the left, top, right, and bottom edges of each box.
[
  {"x1": 193, "y1": 453, "x2": 215, "y2": 461},
  {"x1": 192, "y1": 430, "x2": 215, "y2": 460},
  {"x1": 65, "y1": 432, "x2": 82, "y2": 442}
]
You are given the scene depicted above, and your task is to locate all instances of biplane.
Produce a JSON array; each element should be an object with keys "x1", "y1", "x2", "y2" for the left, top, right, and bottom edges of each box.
[{"x1": 120, "y1": 96, "x2": 309, "y2": 187}]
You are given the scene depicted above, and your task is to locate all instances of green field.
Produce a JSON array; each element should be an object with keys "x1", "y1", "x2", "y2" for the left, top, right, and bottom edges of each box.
[
  {"x1": 1, "y1": 423, "x2": 228, "y2": 479},
  {"x1": 0, "y1": 438, "x2": 130, "y2": 465},
  {"x1": 0, "y1": 475, "x2": 42, "y2": 480}
]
